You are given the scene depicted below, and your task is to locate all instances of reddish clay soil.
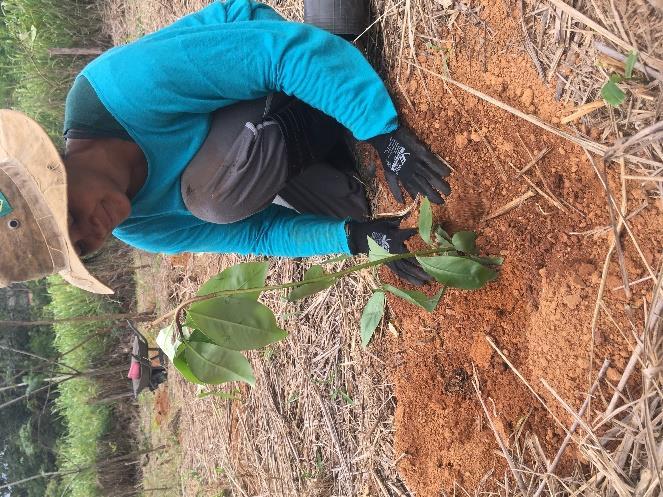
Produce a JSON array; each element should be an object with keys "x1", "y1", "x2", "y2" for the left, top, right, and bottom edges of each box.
[
  {"x1": 373, "y1": 2, "x2": 663, "y2": 494},
  {"x1": 153, "y1": 385, "x2": 170, "y2": 427}
]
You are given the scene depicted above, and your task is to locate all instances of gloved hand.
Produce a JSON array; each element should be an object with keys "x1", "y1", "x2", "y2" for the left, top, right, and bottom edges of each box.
[
  {"x1": 368, "y1": 127, "x2": 451, "y2": 204},
  {"x1": 346, "y1": 217, "x2": 432, "y2": 286}
]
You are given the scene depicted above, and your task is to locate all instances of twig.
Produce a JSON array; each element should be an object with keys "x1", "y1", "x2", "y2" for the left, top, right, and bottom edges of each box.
[
  {"x1": 611, "y1": 275, "x2": 654, "y2": 292},
  {"x1": 519, "y1": 0, "x2": 546, "y2": 79},
  {"x1": 604, "y1": 273, "x2": 663, "y2": 417},
  {"x1": 594, "y1": 41, "x2": 663, "y2": 82},
  {"x1": 508, "y1": 161, "x2": 568, "y2": 212},
  {"x1": 484, "y1": 336, "x2": 566, "y2": 430},
  {"x1": 583, "y1": 150, "x2": 632, "y2": 300},
  {"x1": 482, "y1": 190, "x2": 536, "y2": 221},
  {"x1": 581, "y1": 149, "x2": 656, "y2": 280},
  {"x1": 560, "y1": 101, "x2": 606, "y2": 124},
  {"x1": 516, "y1": 148, "x2": 551, "y2": 176},
  {"x1": 371, "y1": 470, "x2": 393, "y2": 497},
  {"x1": 623, "y1": 175, "x2": 663, "y2": 183},
  {"x1": 605, "y1": 121, "x2": 663, "y2": 160},
  {"x1": 314, "y1": 385, "x2": 353, "y2": 492},
  {"x1": 0, "y1": 312, "x2": 153, "y2": 327}
]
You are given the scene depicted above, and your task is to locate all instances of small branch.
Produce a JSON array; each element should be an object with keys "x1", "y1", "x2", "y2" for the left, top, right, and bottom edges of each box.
[
  {"x1": 516, "y1": 147, "x2": 551, "y2": 176},
  {"x1": 0, "y1": 344, "x2": 80, "y2": 375},
  {"x1": 623, "y1": 174, "x2": 663, "y2": 183},
  {"x1": 560, "y1": 101, "x2": 606, "y2": 124},
  {"x1": 153, "y1": 248, "x2": 444, "y2": 331},
  {"x1": 48, "y1": 47, "x2": 104, "y2": 56},
  {"x1": 588, "y1": 153, "x2": 631, "y2": 300},
  {"x1": 594, "y1": 41, "x2": 663, "y2": 81},
  {"x1": 604, "y1": 279, "x2": 663, "y2": 417},
  {"x1": 605, "y1": 120, "x2": 663, "y2": 162},
  {"x1": 0, "y1": 378, "x2": 69, "y2": 411},
  {"x1": 406, "y1": 60, "x2": 661, "y2": 168},
  {"x1": 0, "y1": 312, "x2": 154, "y2": 328},
  {"x1": 482, "y1": 190, "x2": 536, "y2": 221},
  {"x1": 546, "y1": 0, "x2": 663, "y2": 73},
  {"x1": 485, "y1": 336, "x2": 567, "y2": 430}
]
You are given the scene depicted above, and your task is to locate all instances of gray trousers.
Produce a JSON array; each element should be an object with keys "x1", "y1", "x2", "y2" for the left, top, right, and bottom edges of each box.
[{"x1": 181, "y1": 94, "x2": 369, "y2": 224}]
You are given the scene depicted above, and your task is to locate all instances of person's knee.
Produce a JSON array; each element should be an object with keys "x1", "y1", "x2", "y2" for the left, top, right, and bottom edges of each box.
[{"x1": 181, "y1": 174, "x2": 242, "y2": 224}]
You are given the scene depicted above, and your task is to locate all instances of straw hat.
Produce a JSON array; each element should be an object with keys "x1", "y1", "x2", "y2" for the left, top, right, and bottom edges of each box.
[{"x1": 0, "y1": 109, "x2": 113, "y2": 294}]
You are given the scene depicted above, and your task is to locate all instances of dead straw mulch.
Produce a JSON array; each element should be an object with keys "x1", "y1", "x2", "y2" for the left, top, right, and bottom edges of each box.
[
  {"x1": 163, "y1": 254, "x2": 399, "y2": 497},
  {"x1": 102, "y1": 0, "x2": 663, "y2": 495}
]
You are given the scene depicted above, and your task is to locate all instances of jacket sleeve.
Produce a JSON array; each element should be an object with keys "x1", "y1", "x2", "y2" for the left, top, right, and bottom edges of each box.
[
  {"x1": 86, "y1": 19, "x2": 399, "y2": 141},
  {"x1": 114, "y1": 205, "x2": 352, "y2": 257},
  {"x1": 182, "y1": 21, "x2": 399, "y2": 140}
]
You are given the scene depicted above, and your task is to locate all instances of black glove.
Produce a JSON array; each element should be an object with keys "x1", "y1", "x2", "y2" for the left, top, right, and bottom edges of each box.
[
  {"x1": 368, "y1": 127, "x2": 451, "y2": 204},
  {"x1": 346, "y1": 218, "x2": 432, "y2": 286}
]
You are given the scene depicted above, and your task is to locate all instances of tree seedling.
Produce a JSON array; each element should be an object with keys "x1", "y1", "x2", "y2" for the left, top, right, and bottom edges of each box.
[{"x1": 157, "y1": 198, "x2": 502, "y2": 387}]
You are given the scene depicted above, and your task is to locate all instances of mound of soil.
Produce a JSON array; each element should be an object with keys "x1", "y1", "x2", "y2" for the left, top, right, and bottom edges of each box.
[{"x1": 375, "y1": 2, "x2": 662, "y2": 494}]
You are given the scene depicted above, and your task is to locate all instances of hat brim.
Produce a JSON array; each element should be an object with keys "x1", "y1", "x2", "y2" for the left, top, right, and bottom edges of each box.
[{"x1": 0, "y1": 110, "x2": 114, "y2": 294}]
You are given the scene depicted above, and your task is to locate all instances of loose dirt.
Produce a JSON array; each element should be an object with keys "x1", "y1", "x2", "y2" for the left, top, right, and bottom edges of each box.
[{"x1": 372, "y1": 2, "x2": 663, "y2": 494}]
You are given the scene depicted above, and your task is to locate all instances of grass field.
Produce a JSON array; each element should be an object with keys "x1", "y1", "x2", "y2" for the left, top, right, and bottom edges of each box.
[
  {"x1": 0, "y1": 0, "x2": 108, "y2": 140},
  {"x1": 46, "y1": 277, "x2": 118, "y2": 497}
]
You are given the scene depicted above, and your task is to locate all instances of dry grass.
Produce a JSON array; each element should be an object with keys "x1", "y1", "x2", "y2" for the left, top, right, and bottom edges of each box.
[
  {"x1": 523, "y1": 0, "x2": 663, "y2": 197},
  {"x1": 159, "y1": 253, "x2": 401, "y2": 496}
]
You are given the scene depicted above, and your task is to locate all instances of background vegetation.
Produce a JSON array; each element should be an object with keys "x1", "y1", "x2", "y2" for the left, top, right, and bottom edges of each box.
[
  {"x1": 0, "y1": 0, "x2": 109, "y2": 140},
  {"x1": 0, "y1": 2, "x2": 145, "y2": 495}
]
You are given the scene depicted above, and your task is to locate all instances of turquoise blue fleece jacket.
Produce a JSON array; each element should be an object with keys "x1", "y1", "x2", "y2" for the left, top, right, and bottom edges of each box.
[{"x1": 81, "y1": 0, "x2": 399, "y2": 257}]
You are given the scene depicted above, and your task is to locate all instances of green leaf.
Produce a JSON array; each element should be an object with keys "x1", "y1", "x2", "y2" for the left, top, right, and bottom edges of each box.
[
  {"x1": 156, "y1": 324, "x2": 181, "y2": 361},
  {"x1": 435, "y1": 227, "x2": 454, "y2": 248},
  {"x1": 173, "y1": 343, "x2": 204, "y2": 385},
  {"x1": 436, "y1": 227, "x2": 451, "y2": 241},
  {"x1": 360, "y1": 292, "x2": 386, "y2": 347},
  {"x1": 197, "y1": 261, "x2": 269, "y2": 300},
  {"x1": 416, "y1": 255, "x2": 498, "y2": 290},
  {"x1": 188, "y1": 297, "x2": 287, "y2": 350},
  {"x1": 470, "y1": 255, "x2": 504, "y2": 266},
  {"x1": 451, "y1": 231, "x2": 478, "y2": 254},
  {"x1": 288, "y1": 265, "x2": 338, "y2": 301},
  {"x1": 188, "y1": 329, "x2": 214, "y2": 343},
  {"x1": 601, "y1": 78, "x2": 626, "y2": 107},
  {"x1": 184, "y1": 314, "x2": 197, "y2": 329},
  {"x1": 185, "y1": 341, "x2": 255, "y2": 386},
  {"x1": 381, "y1": 284, "x2": 446, "y2": 312},
  {"x1": 624, "y1": 50, "x2": 637, "y2": 79},
  {"x1": 368, "y1": 237, "x2": 391, "y2": 262},
  {"x1": 419, "y1": 198, "x2": 433, "y2": 244}
]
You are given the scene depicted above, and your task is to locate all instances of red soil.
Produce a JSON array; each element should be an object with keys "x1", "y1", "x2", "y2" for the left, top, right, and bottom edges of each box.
[{"x1": 373, "y1": 2, "x2": 663, "y2": 494}]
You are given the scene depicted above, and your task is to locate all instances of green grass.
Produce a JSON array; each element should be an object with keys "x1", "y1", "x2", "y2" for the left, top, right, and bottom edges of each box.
[
  {"x1": 1, "y1": 0, "x2": 108, "y2": 141},
  {"x1": 47, "y1": 276, "x2": 119, "y2": 497}
]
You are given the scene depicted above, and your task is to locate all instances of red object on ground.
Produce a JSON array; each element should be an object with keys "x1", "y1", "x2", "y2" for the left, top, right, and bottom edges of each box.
[{"x1": 127, "y1": 361, "x2": 141, "y2": 379}]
